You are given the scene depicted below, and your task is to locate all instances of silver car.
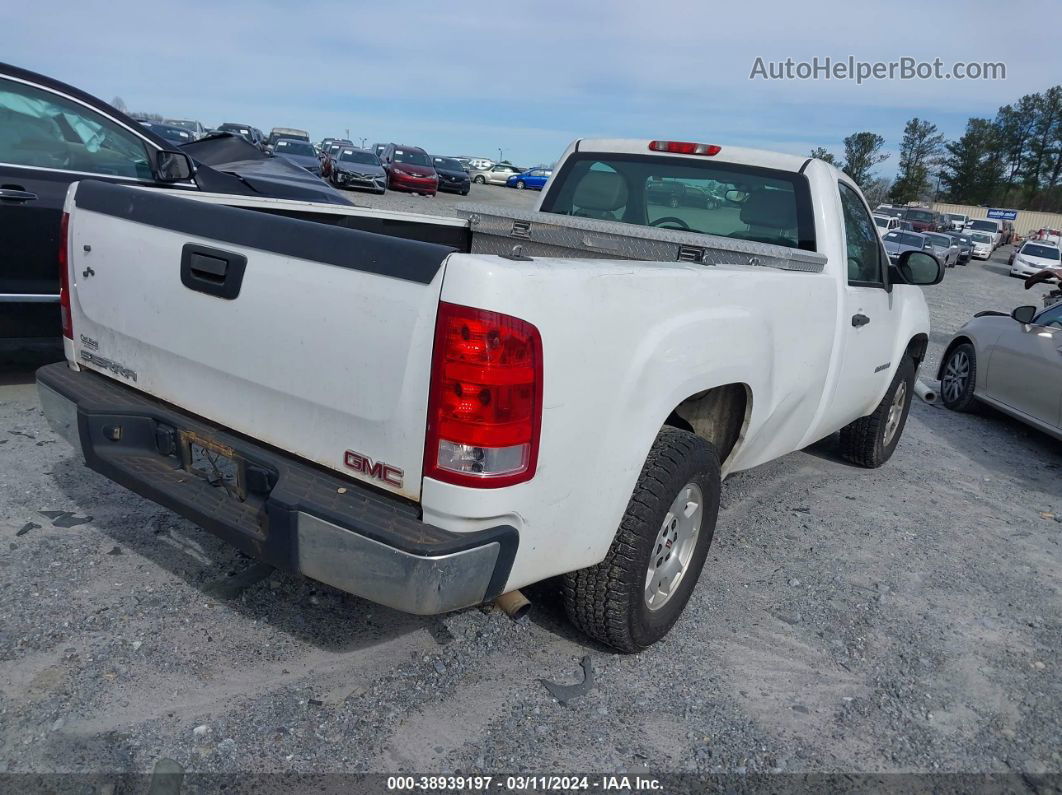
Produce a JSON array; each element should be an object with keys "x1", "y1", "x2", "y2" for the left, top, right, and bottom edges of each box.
[
  {"x1": 882, "y1": 230, "x2": 935, "y2": 264},
  {"x1": 923, "y1": 232, "x2": 960, "y2": 268},
  {"x1": 470, "y1": 163, "x2": 522, "y2": 185},
  {"x1": 938, "y1": 300, "x2": 1062, "y2": 440}
]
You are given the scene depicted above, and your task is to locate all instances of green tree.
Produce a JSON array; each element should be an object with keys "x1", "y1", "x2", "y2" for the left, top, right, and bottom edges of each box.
[
  {"x1": 889, "y1": 118, "x2": 944, "y2": 204},
  {"x1": 939, "y1": 118, "x2": 1004, "y2": 204},
  {"x1": 809, "y1": 146, "x2": 837, "y2": 165},
  {"x1": 994, "y1": 95, "x2": 1039, "y2": 203},
  {"x1": 1023, "y1": 87, "x2": 1062, "y2": 192},
  {"x1": 841, "y1": 132, "x2": 889, "y2": 190}
]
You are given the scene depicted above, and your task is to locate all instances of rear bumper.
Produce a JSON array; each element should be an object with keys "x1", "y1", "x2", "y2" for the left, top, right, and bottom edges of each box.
[{"x1": 36, "y1": 363, "x2": 517, "y2": 615}]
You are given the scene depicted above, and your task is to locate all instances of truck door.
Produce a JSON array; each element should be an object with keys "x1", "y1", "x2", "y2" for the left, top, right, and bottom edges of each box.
[{"x1": 831, "y1": 181, "x2": 898, "y2": 425}]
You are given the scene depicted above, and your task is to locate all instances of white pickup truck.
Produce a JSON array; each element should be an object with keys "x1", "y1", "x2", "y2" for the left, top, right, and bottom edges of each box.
[{"x1": 37, "y1": 138, "x2": 944, "y2": 651}]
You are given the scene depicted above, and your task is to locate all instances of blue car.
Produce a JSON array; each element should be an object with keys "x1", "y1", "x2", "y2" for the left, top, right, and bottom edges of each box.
[{"x1": 506, "y1": 167, "x2": 552, "y2": 190}]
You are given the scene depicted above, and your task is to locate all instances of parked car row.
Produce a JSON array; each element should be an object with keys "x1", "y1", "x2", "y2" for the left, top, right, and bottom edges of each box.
[{"x1": 874, "y1": 204, "x2": 1016, "y2": 248}]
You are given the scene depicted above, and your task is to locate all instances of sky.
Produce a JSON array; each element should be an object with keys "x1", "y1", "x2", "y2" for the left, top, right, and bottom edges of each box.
[{"x1": 2, "y1": 0, "x2": 1059, "y2": 178}]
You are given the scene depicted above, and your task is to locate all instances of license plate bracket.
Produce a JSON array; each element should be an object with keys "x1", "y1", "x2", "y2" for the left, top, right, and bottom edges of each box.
[{"x1": 179, "y1": 430, "x2": 246, "y2": 501}]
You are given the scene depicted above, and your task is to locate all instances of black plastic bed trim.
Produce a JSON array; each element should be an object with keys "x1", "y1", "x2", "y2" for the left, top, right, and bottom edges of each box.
[{"x1": 74, "y1": 180, "x2": 455, "y2": 285}]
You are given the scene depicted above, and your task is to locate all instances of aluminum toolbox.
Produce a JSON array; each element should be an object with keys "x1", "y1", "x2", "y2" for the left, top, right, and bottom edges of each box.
[{"x1": 456, "y1": 203, "x2": 827, "y2": 273}]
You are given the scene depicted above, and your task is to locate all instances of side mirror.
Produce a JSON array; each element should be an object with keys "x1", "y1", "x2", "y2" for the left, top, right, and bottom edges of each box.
[
  {"x1": 895, "y1": 250, "x2": 944, "y2": 286},
  {"x1": 1011, "y1": 305, "x2": 1037, "y2": 324},
  {"x1": 155, "y1": 150, "x2": 195, "y2": 182},
  {"x1": 724, "y1": 189, "x2": 747, "y2": 203}
]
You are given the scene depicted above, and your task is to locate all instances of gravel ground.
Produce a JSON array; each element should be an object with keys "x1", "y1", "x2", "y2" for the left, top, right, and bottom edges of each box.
[{"x1": 0, "y1": 203, "x2": 1059, "y2": 783}]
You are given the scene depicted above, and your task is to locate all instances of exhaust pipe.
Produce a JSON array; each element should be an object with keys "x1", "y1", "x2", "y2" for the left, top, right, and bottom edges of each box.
[
  {"x1": 494, "y1": 590, "x2": 531, "y2": 620},
  {"x1": 915, "y1": 379, "x2": 937, "y2": 405}
]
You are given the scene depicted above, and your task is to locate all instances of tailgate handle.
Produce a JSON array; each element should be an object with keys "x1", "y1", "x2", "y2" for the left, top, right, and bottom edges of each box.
[{"x1": 180, "y1": 244, "x2": 247, "y2": 300}]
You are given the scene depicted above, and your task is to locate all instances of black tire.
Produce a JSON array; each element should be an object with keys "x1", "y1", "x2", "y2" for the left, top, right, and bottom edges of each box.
[
  {"x1": 668, "y1": 196, "x2": 680, "y2": 208},
  {"x1": 838, "y1": 356, "x2": 915, "y2": 468},
  {"x1": 516, "y1": 180, "x2": 526, "y2": 190},
  {"x1": 940, "y1": 342, "x2": 977, "y2": 412},
  {"x1": 563, "y1": 427, "x2": 721, "y2": 652}
]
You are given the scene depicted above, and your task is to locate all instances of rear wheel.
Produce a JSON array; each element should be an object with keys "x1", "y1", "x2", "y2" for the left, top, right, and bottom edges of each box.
[
  {"x1": 474, "y1": 175, "x2": 486, "y2": 184},
  {"x1": 940, "y1": 343, "x2": 977, "y2": 411},
  {"x1": 563, "y1": 427, "x2": 720, "y2": 652},
  {"x1": 838, "y1": 357, "x2": 915, "y2": 468}
]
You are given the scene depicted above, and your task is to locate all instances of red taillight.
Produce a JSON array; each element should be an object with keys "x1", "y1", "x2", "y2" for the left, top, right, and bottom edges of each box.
[
  {"x1": 425, "y1": 302, "x2": 542, "y2": 488},
  {"x1": 58, "y1": 211, "x2": 72, "y2": 340},
  {"x1": 649, "y1": 140, "x2": 721, "y2": 156}
]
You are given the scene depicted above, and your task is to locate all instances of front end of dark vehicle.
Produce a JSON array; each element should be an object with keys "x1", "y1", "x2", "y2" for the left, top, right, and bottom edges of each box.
[
  {"x1": 335, "y1": 165, "x2": 387, "y2": 193},
  {"x1": 436, "y1": 168, "x2": 470, "y2": 195}
]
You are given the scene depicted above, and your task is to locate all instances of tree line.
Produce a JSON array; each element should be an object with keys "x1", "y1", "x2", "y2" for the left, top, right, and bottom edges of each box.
[{"x1": 811, "y1": 85, "x2": 1062, "y2": 213}]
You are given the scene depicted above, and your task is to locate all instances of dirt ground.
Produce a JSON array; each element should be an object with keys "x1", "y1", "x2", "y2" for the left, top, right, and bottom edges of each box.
[{"x1": 0, "y1": 203, "x2": 1059, "y2": 782}]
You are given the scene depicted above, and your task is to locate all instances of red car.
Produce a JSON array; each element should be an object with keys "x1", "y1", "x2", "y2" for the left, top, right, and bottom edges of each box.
[{"x1": 378, "y1": 143, "x2": 438, "y2": 196}]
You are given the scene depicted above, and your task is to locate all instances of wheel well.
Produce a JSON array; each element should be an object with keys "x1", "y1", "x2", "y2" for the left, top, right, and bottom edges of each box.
[
  {"x1": 937, "y1": 335, "x2": 973, "y2": 379},
  {"x1": 665, "y1": 383, "x2": 750, "y2": 467},
  {"x1": 905, "y1": 333, "x2": 929, "y2": 366}
]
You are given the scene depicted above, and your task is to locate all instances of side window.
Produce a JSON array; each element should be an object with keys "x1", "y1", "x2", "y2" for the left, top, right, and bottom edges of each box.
[
  {"x1": 0, "y1": 77, "x2": 152, "y2": 179},
  {"x1": 839, "y1": 182, "x2": 884, "y2": 285},
  {"x1": 1035, "y1": 304, "x2": 1062, "y2": 329}
]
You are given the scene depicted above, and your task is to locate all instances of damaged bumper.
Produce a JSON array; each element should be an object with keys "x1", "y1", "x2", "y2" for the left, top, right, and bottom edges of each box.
[{"x1": 36, "y1": 362, "x2": 517, "y2": 615}]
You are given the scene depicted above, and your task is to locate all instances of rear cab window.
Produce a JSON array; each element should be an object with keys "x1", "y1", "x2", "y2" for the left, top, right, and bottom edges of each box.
[{"x1": 540, "y1": 153, "x2": 816, "y2": 251}]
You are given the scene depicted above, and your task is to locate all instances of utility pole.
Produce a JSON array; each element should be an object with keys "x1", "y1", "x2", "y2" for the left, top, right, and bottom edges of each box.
[
  {"x1": 360, "y1": 137, "x2": 367, "y2": 148},
  {"x1": 345, "y1": 128, "x2": 350, "y2": 140},
  {"x1": 498, "y1": 147, "x2": 504, "y2": 163}
]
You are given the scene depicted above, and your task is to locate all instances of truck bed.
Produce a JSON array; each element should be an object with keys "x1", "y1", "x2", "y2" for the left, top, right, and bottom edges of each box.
[{"x1": 457, "y1": 203, "x2": 827, "y2": 272}]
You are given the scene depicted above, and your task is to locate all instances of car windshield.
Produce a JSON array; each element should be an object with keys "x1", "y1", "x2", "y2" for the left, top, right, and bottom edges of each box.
[
  {"x1": 168, "y1": 120, "x2": 197, "y2": 131},
  {"x1": 874, "y1": 216, "x2": 889, "y2": 227},
  {"x1": 433, "y1": 157, "x2": 463, "y2": 171},
  {"x1": 394, "y1": 148, "x2": 431, "y2": 166},
  {"x1": 1021, "y1": 244, "x2": 1061, "y2": 260},
  {"x1": 540, "y1": 154, "x2": 815, "y2": 250},
  {"x1": 970, "y1": 232, "x2": 992, "y2": 243},
  {"x1": 969, "y1": 220, "x2": 996, "y2": 232},
  {"x1": 926, "y1": 234, "x2": 951, "y2": 246},
  {"x1": 885, "y1": 232, "x2": 925, "y2": 247},
  {"x1": 274, "y1": 140, "x2": 315, "y2": 156},
  {"x1": 947, "y1": 214, "x2": 965, "y2": 221},
  {"x1": 340, "y1": 149, "x2": 379, "y2": 165}
]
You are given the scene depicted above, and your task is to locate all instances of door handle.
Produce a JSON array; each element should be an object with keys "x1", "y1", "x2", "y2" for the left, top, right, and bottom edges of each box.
[
  {"x1": 852, "y1": 313, "x2": 871, "y2": 327},
  {"x1": 180, "y1": 244, "x2": 247, "y2": 300},
  {"x1": 0, "y1": 188, "x2": 38, "y2": 203}
]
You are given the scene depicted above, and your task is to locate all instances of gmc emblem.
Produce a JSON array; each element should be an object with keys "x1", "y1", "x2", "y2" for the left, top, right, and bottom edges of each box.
[{"x1": 344, "y1": 450, "x2": 403, "y2": 489}]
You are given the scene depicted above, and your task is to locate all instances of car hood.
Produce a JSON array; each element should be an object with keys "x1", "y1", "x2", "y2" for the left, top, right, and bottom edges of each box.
[
  {"x1": 391, "y1": 163, "x2": 435, "y2": 177},
  {"x1": 436, "y1": 167, "x2": 468, "y2": 179},
  {"x1": 336, "y1": 161, "x2": 386, "y2": 177},
  {"x1": 276, "y1": 152, "x2": 321, "y2": 169},
  {"x1": 1017, "y1": 254, "x2": 1061, "y2": 267},
  {"x1": 181, "y1": 134, "x2": 351, "y2": 206}
]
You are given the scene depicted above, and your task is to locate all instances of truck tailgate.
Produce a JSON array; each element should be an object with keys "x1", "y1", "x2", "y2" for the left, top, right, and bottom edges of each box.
[{"x1": 64, "y1": 180, "x2": 455, "y2": 500}]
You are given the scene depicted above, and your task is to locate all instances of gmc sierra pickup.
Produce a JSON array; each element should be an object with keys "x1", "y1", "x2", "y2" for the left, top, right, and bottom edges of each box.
[{"x1": 37, "y1": 138, "x2": 944, "y2": 651}]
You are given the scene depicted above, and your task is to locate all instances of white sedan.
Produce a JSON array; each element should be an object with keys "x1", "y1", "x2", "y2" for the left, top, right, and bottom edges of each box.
[{"x1": 1010, "y1": 241, "x2": 1061, "y2": 278}]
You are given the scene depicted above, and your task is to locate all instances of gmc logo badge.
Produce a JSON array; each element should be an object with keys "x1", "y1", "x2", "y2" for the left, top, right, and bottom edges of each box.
[{"x1": 344, "y1": 450, "x2": 403, "y2": 489}]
